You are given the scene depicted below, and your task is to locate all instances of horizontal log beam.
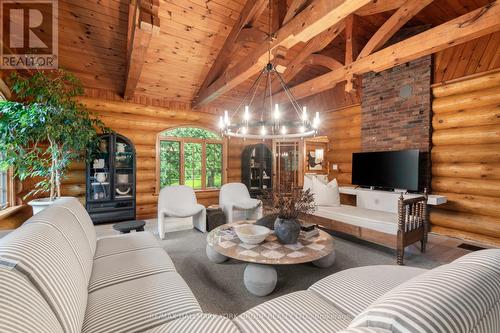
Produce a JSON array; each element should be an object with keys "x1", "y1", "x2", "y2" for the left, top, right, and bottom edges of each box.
[
  {"x1": 433, "y1": 68, "x2": 500, "y2": 98},
  {"x1": 274, "y1": 1, "x2": 500, "y2": 102}
]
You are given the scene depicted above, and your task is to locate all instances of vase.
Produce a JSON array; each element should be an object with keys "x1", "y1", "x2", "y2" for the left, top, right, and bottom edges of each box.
[{"x1": 274, "y1": 217, "x2": 301, "y2": 244}]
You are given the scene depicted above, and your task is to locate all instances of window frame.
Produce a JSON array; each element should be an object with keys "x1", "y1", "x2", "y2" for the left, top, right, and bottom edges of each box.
[{"x1": 156, "y1": 129, "x2": 226, "y2": 193}]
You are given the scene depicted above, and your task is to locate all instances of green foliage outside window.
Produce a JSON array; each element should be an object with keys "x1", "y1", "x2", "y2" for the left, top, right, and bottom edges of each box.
[{"x1": 159, "y1": 127, "x2": 222, "y2": 190}]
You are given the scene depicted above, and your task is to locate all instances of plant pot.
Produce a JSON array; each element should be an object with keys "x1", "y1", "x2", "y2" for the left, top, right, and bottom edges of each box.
[
  {"x1": 274, "y1": 217, "x2": 301, "y2": 244},
  {"x1": 28, "y1": 197, "x2": 56, "y2": 214}
]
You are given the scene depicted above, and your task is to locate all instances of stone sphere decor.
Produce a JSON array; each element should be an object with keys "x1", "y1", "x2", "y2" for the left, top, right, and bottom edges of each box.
[{"x1": 274, "y1": 217, "x2": 301, "y2": 244}]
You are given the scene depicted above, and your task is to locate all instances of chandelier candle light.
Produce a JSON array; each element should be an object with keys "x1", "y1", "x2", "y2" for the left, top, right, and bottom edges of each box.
[
  {"x1": 217, "y1": 63, "x2": 321, "y2": 139},
  {"x1": 217, "y1": 0, "x2": 320, "y2": 140}
]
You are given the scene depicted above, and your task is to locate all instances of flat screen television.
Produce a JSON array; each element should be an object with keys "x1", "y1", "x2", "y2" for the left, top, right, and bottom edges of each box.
[{"x1": 352, "y1": 149, "x2": 420, "y2": 191}]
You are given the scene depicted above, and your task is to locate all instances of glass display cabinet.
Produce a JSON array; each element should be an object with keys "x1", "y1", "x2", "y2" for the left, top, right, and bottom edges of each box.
[
  {"x1": 86, "y1": 133, "x2": 136, "y2": 224},
  {"x1": 241, "y1": 143, "x2": 273, "y2": 197}
]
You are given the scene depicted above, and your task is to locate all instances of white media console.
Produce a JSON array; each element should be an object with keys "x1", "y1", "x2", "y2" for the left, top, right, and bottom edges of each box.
[{"x1": 339, "y1": 186, "x2": 447, "y2": 213}]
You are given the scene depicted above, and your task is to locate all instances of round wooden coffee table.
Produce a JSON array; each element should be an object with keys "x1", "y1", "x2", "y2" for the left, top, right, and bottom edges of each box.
[{"x1": 206, "y1": 220, "x2": 335, "y2": 296}]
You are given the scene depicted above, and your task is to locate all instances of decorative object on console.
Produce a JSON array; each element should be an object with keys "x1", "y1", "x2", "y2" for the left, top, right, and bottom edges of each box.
[{"x1": 261, "y1": 186, "x2": 316, "y2": 244}]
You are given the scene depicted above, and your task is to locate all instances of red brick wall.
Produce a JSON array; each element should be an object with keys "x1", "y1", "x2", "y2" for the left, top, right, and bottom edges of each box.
[{"x1": 360, "y1": 56, "x2": 432, "y2": 190}]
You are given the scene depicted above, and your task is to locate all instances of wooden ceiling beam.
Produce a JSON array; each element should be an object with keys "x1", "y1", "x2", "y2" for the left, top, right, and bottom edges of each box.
[
  {"x1": 357, "y1": 0, "x2": 434, "y2": 60},
  {"x1": 194, "y1": 0, "x2": 372, "y2": 107},
  {"x1": 123, "y1": 0, "x2": 160, "y2": 100},
  {"x1": 273, "y1": 1, "x2": 500, "y2": 102},
  {"x1": 236, "y1": 27, "x2": 269, "y2": 45},
  {"x1": 272, "y1": 0, "x2": 288, "y2": 32},
  {"x1": 197, "y1": 0, "x2": 268, "y2": 95},
  {"x1": 302, "y1": 54, "x2": 343, "y2": 70},
  {"x1": 282, "y1": 0, "x2": 310, "y2": 25},
  {"x1": 272, "y1": 21, "x2": 345, "y2": 93},
  {"x1": 356, "y1": 0, "x2": 407, "y2": 16}
]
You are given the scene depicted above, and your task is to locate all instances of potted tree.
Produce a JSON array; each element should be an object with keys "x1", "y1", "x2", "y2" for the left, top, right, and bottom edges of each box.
[{"x1": 0, "y1": 70, "x2": 107, "y2": 213}]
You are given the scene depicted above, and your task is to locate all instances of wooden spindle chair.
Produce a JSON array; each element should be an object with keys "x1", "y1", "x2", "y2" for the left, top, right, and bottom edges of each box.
[{"x1": 397, "y1": 189, "x2": 429, "y2": 265}]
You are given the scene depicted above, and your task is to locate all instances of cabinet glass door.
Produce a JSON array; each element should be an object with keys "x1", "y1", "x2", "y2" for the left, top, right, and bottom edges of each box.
[
  {"x1": 90, "y1": 136, "x2": 111, "y2": 201},
  {"x1": 114, "y1": 137, "x2": 134, "y2": 199}
]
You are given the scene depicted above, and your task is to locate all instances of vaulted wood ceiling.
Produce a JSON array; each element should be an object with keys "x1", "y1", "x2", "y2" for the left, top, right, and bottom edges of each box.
[{"x1": 54, "y1": 0, "x2": 498, "y2": 110}]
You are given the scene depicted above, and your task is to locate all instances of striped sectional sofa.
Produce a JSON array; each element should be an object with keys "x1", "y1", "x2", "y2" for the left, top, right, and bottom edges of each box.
[
  {"x1": 0, "y1": 197, "x2": 237, "y2": 333},
  {"x1": 1, "y1": 197, "x2": 499, "y2": 333}
]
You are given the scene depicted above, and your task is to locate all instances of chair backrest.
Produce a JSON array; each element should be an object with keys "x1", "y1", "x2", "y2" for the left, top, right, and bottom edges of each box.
[
  {"x1": 350, "y1": 249, "x2": 500, "y2": 333},
  {"x1": 158, "y1": 185, "x2": 198, "y2": 211},
  {"x1": 219, "y1": 183, "x2": 250, "y2": 207}
]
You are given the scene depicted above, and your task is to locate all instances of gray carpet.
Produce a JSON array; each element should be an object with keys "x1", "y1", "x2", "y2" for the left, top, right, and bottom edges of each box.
[{"x1": 161, "y1": 229, "x2": 445, "y2": 316}]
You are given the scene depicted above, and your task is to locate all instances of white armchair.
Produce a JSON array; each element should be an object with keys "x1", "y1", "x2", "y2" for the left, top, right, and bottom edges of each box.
[
  {"x1": 157, "y1": 185, "x2": 206, "y2": 239},
  {"x1": 219, "y1": 183, "x2": 263, "y2": 224}
]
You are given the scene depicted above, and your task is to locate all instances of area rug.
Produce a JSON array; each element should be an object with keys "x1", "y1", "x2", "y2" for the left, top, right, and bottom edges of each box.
[{"x1": 160, "y1": 229, "x2": 444, "y2": 316}]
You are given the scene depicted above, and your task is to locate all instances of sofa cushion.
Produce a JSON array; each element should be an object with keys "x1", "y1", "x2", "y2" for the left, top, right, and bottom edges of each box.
[
  {"x1": 144, "y1": 314, "x2": 240, "y2": 333},
  {"x1": 51, "y1": 197, "x2": 97, "y2": 255},
  {"x1": 0, "y1": 262, "x2": 64, "y2": 333},
  {"x1": 0, "y1": 223, "x2": 88, "y2": 333},
  {"x1": 309, "y1": 265, "x2": 428, "y2": 317},
  {"x1": 350, "y1": 260, "x2": 500, "y2": 333},
  {"x1": 89, "y1": 247, "x2": 176, "y2": 292},
  {"x1": 452, "y1": 248, "x2": 500, "y2": 274},
  {"x1": 25, "y1": 205, "x2": 94, "y2": 282},
  {"x1": 94, "y1": 231, "x2": 161, "y2": 259},
  {"x1": 313, "y1": 177, "x2": 341, "y2": 207},
  {"x1": 313, "y1": 205, "x2": 398, "y2": 235},
  {"x1": 234, "y1": 290, "x2": 352, "y2": 333},
  {"x1": 82, "y1": 272, "x2": 202, "y2": 333}
]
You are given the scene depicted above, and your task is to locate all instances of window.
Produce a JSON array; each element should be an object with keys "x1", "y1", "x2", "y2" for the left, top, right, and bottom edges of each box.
[{"x1": 158, "y1": 128, "x2": 224, "y2": 191}]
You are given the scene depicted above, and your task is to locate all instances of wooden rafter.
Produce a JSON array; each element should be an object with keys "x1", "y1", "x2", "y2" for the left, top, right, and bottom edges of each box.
[
  {"x1": 197, "y1": 0, "x2": 268, "y2": 94},
  {"x1": 272, "y1": 21, "x2": 345, "y2": 93},
  {"x1": 194, "y1": 0, "x2": 372, "y2": 107},
  {"x1": 282, "y1": 0, "x2": 309, "y2": 25},
  {"x1": 236, "y1": 27, "x2": 269, "y2": 46},
  {"x1": 272, "y1": 0, "x2": 288, "y2": 32},
  {"x1": 273, "y1": 1, "x2": 500, "y2": 102},
  {"x1": 356, "y1": 0, "x2": 407, "y2": 16},
  {"x1": 302, "y1": 54, "x2": 343, "y2": 70},
  {"x1": 123, "y1": 0, "x2": 160, "y2": 100},
  {"x1": 345, "y1": 14, "x2": 356, "y2": 65},
  {"x1": 357, "y1": 0, "x2": 434, "y2": 60}
]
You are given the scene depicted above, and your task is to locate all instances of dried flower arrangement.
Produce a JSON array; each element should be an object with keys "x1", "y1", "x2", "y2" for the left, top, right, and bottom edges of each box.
[{"x1": 260, "y1": 186, "x2": 316, "y2": 220}]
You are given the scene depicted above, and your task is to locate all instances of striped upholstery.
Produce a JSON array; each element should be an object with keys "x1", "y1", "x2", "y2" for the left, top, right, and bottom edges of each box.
[
  {"x1": 82, "y1": 272, "x2": 202, "y2": 333},
  {"x1": 350, "y1": 261, "x2": 500, "y2": 333},
  {"x1": 51, "y1": 197, "x2": 97, "y2": 255},
  {"x1": 453, "y1": 249, "x2": 500, "y2": 275},
  {"x1": 0, "y1": 223, "x2": 88, "y2": 333},
  {"x1": 471, "y1": 301, "x2": 500, "y2": 333},
  {"x1": 144, "y1": 314, "x2": 240, "y2": 333},
  {"x1": 0, "y1": 264, "x2": 64, "y2": 333},
  {"x1": 338, "y1": 329, "x2": 392, "y2": 333},
  {"x1": 25, "y1": 206, "x2": 94, "y2": 282},
  {"x1": 234, "y1": 290, "x2": 352, "y2": 333},
  {"x1": 89, "y1": 247, "x2": 176, "y2": 292},
  {"x1": 309, "y1": 265, "x2": 427, "y2": 317},
  {"x1": 94, "y1": 231, "x2": 161, "y2": 259}
]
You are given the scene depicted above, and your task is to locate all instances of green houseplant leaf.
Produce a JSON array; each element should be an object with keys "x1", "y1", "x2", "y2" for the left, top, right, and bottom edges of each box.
[{"x1": 0, "y1": 69, "x2": 109, "y2": 201}]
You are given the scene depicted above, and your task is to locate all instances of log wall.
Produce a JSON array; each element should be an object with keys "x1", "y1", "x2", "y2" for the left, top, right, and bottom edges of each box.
[
  {"x1": 59, "y1": 97, "x2": 222, "y2": 220},
  {"x1": 323, "y1": 104, "x2": 362, "y2": 185},
  {"x1": 430, "y1": 69, "x2": 500, "y2": 246}
]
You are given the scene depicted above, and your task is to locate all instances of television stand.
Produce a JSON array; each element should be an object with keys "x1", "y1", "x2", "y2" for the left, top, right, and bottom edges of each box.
[{"x1": 339, "y1": 186, "x2": 447, "y2": 212}]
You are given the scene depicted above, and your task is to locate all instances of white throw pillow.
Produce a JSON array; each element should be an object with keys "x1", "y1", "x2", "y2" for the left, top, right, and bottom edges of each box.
[
  {"x1": 312, "y1": 177, "x2": 341, "y2": 207},
  {"x1": 303, "y1": 174, "x2": 314, "y2": 192}
]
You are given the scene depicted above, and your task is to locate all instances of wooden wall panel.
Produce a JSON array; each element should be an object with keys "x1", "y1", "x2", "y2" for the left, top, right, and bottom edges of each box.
[
  {"x1": 434, "y1": 31, "x2": 500, "y2": 83},
  {"x1": 430, "y1": 69, "x2": 500, "y2": 246},
  {"x1": 323, "y1": 104, "x2": 362, "y2": 185}
]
